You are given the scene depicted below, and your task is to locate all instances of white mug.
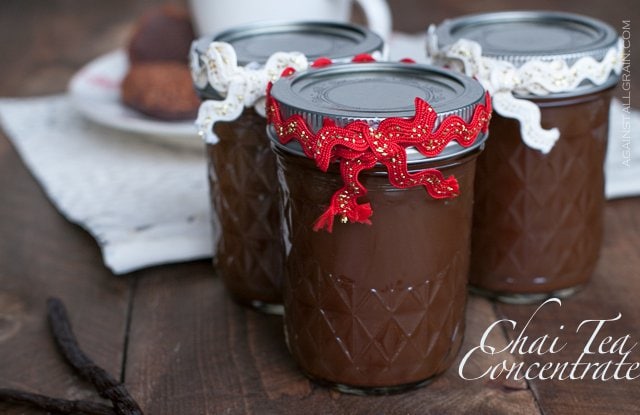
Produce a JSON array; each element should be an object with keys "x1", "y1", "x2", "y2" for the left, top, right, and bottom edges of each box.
[{"x1": 188, "y1": 0, "x2": 392, "y2": 41}]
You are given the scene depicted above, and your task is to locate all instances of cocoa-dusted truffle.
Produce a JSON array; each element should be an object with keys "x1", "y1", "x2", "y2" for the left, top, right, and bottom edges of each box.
[
  {"x1": 121, "y1": 62, "x2": 200, "y2": 121},
  {"x1": 128, "y1": 5, "x2": 195, "y2": 63},
  {"x1": 121, "y1": 4, "x2": 199, "y2": 120}
]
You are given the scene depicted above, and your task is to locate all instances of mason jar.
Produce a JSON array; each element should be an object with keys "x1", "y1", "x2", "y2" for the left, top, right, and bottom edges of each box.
[
  {"x1": 431, "y1": 11, "x2": 622, "y2": 303},
  {"x1": 267, "y1": 62, "x2": 491, "y2": 393},
  {"x1": 190, "y1": 22, "x2": 384, "y2": 313}
]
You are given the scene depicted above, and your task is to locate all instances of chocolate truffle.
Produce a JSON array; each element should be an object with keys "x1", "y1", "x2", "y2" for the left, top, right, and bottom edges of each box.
[{"x1": 121, "y1": 62, "x2": 200, "y2": 120}]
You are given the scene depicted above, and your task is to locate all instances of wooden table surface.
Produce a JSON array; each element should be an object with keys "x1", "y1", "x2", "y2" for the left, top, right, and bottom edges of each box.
[{"x1": 1, "y1": 1, "x2": 638, "y2": 414}]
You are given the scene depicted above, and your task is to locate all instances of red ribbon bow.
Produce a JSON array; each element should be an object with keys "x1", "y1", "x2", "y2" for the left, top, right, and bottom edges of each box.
[{"x1": 267, "y1": 59, "x2": 492, "y2": 232}]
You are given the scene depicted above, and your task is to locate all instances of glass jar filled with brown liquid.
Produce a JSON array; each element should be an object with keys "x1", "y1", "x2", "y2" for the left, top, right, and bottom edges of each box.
[
  {"x1": 431, "y1": 11, "x2": 622, "y2": 303},
  {"x1": 268, "y1": 62, "x2": 491, "y2": 393},
  {"x1": 191, "y1": 22, "x2": 384, "y2": 313}
]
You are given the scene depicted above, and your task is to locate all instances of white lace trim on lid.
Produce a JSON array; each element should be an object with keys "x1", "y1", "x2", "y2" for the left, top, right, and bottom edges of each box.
[
  {"x1": 426, "y1": 26, "x2": 624, "y2": 154},
  {"x1": 190, "y1": 42, "x2": 383, "y2": 145},
  {"x1": 190, "y1": 42, "x2": 309, "y2": 144}
]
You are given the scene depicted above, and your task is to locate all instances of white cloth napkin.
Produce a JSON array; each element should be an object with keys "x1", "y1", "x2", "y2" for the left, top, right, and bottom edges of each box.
[
  {"x1": 0, "y1": 95, "x2": 214, "y2": 274},
  {"x1": 0, "y1": 33, "x2": 637, "y2": 275}
]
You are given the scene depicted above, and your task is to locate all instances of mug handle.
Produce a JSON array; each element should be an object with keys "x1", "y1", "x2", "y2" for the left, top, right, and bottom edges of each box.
[{"x1": 354, "y1": 0, "x2": 392, "y2": 42}]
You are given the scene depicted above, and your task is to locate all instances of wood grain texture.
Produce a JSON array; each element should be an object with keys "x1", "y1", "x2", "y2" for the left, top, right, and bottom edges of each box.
[
  {"x1": 125, "y1": 266, "x2": 539, "y2": 415},
  {"x1": 0, "y1": 0, "x2": 638, "y2": 414},
  {"x1": 0, "y1": 0, "x2": 186, "y2": 97},
  {"x1": 0, "y1": 1, "x2": 169, "y2": 413},
  {"x1": 495, "y1": 199, "x2": 640, "y2": 415},
  {"x1": 0, "y1": 131, "x2": 132, "y2": 413}
]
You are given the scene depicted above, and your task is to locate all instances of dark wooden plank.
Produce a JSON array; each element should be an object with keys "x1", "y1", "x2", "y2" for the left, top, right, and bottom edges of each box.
[
  {"x1": 0, "y1": 0, "x2": 183, "y2": 97},
  {"x1": 1, "y1": 0, "x2": 638, "y2": 414},
  {"x1": 390, "y1": 1, "x2": 640, "y2": 410},
  {"x1": 125, "y1": 264, "x2": 539, "y2": 415},
  {"x1": 495, "y1": 198, "x2": 640, "y2": 415},
  {"x1": 0, "y1": 133, "x2": 132, "y2": 414},
  {"x1": 0, "y1": 1, "x2": 169, "y2": 413},
  {"x1": 123, "y1": 1, "x2": 637, "y2": 413}
]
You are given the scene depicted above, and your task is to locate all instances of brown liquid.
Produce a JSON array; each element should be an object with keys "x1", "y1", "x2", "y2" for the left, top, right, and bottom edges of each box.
[
  {"x1": 275, "y1": 148, "x2": 480, "y2": 390},
  {"x1": 470, "y1": 89, "x2": 613, "y2": 297},
  {"x1": 208, "y1": 108, "x2": 283, "y2": 308}
]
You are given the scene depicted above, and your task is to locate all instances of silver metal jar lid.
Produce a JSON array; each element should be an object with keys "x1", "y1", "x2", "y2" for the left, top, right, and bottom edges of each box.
[
  {"x1": 192, "y1": 21, "x2": 383, "y2": 66},
  {"x1": 192, "y1": 21, "x2": 383, "y2": 99},
  {"x1": 268, "y1": 62, "x2": 488, "y2": 163},
  {"x1": 436, "y1": 11, "x2": 618, "y2": 67}
]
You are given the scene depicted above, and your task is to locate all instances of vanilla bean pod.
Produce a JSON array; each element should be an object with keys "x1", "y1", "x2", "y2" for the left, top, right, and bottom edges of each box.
[
  {"x1": 47, "y1": 297, "x2": 143, "y2": 415},
  {"x1": 0, "y1": 388, "x2": 115, "y2": 415}
]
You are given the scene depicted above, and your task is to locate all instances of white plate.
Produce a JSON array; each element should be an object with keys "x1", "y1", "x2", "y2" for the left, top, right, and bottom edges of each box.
[{"x1": 68, "y1": 49, "x2": 201, "y2": 148}]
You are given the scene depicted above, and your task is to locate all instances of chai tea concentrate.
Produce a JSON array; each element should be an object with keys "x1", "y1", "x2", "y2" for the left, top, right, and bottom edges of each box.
[
  {"x1": 190, "y1": 22, "x2": 384, "y2": 313},
  {"x1": 428, "y1": 11, "x2": 623, "y2": 303},
  {"x1": 267, "y1": 61, "x2": 491, "y2": 393}
]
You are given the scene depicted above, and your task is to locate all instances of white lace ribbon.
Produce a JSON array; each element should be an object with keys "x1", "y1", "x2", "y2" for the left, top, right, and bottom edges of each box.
[
  {"x1": 426, "y1": 26, "x2": 624, "y2": 153},
  {"x1": 190, "y1": 42, "x2": 309, "y2": 144}
]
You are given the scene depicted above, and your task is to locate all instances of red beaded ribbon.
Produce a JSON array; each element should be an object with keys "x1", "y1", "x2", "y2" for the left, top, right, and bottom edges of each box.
[{"x1": 267, "y1": 57, "x2": 492, "y2": 232}]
